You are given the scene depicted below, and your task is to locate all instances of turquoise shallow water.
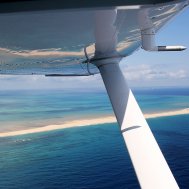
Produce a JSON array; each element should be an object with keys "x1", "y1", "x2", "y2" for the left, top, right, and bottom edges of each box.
[
  {"x1": 0, "y1": 88, "x2": 189, "y2": 188},
  {"x1": 0, "y1": 88, "x2": 189, "y2": 131},
  {"x1": 0, "y1": 90, "x2": 112, "y2": 131}
]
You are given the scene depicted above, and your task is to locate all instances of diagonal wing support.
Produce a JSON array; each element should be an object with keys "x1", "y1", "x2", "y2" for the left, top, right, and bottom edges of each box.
[
  {"x1": 93, "y1": 8, "x2": 179, "y2": 189},
  {"x1": 95, "y1": 61, "x2": 179, "y2": 189}
]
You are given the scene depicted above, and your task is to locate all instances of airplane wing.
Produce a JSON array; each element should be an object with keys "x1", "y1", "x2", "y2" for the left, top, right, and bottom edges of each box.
[
  {"x1": 0, "y1": 1, "x2": 188, "y2": 188},
  {"x1": 0, "y1": 0, "x2": 187, "y2": 75}
]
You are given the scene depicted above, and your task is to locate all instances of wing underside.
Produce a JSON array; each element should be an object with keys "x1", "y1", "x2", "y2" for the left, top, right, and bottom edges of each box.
[{"x1": 0, "y1": 1, "x2": 187, "y2": 75}]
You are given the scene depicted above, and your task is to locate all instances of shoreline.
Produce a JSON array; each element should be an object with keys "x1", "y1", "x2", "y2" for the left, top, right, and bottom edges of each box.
[
  {"x1": 145, "y1": 108, "x2": 189, "y2": 119},
  {"x1": 0, "y1": 108, "x2": 189, "y2": 137}
]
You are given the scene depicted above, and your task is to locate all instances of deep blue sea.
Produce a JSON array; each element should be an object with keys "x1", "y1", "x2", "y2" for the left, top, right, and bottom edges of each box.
[{"x1": 0, "y1": 88, "x2": 189, "y2": 189}]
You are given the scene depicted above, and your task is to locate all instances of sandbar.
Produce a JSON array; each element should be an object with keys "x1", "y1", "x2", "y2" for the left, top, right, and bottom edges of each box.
[
  {"x1": 145, "y1": 108, "x2": 189, "y2": 119},
  {"x1": 0, "y1": 108, "x2": 188, "y2": 137}
]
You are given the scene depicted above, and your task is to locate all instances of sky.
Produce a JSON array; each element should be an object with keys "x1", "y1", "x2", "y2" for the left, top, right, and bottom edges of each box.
[
  {"x1": 122, "y1": 7, "x2": 189, "y2": 88},
  {"x1": 0, "y1": 7, "x2": 189, "y2": 90}
]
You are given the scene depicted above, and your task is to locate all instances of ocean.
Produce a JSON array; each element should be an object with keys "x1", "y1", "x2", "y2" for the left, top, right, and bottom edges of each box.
[{"x1": 0, "y1": 88, "x2": 189, "y2": 188}]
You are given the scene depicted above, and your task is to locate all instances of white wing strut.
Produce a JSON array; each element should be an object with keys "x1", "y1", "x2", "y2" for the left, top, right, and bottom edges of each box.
[
  {"x1": 98, "y1": 62, "x2": 179, "y2": 189},
  {"x1": 93, "y1": 9, "x2": 179, "y2": 188}
]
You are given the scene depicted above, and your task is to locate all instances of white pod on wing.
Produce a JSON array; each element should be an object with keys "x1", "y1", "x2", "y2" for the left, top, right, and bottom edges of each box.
[{"x1": 139, "y1": 9, "x2": 186, "y2": 51}]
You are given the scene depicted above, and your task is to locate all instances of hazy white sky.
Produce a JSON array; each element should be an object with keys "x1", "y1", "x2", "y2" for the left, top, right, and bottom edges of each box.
[{"x1": 0, "y1": 8, "x2": 188, "y2": 90}]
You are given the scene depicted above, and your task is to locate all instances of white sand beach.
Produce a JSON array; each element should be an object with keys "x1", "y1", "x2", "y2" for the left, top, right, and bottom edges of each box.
[
  {"x1": 0, "y1": 108, "x2": 189, "y2": 137},
  {"x1": 0, "y1": 116, "x2": 116, "y2": 137},
  {"x1": 145, "y1": 108, "x2": 189, "y2": 119}
]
